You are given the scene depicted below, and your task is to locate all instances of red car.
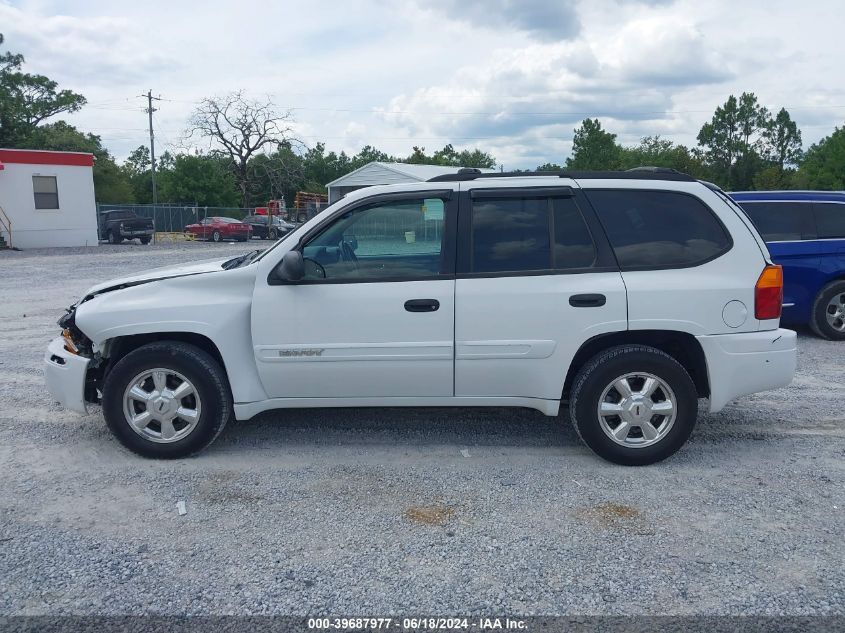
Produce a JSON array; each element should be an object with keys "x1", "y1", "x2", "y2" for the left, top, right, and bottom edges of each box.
[{"x1": 184, "y1": 217, "x2": 251, "y2": 242}]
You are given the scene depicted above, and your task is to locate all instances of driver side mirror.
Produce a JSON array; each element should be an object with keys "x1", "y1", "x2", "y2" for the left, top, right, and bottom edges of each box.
[{"x1": 276, "y1": 250, "x2": 304, "y2": 282}]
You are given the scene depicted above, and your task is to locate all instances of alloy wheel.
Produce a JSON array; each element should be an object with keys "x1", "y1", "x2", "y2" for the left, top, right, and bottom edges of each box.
[
  {"x1": 122, "y1": 368, "x2": 202, "y2": 443},
  {"x1": 826, "y1": 293, "x2": 845, "y2": 332},
  {"x1": 597, "y1": 372, "x2": 677, "y2": 448}
]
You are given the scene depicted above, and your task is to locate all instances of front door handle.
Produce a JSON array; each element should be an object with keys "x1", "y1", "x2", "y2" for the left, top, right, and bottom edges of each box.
[
  {"x1": 569, "y1": 293, "x2": 606, "y2": 307},
  {"x1": 404, "y1": 299, "x2": 440, "y2": 312}
]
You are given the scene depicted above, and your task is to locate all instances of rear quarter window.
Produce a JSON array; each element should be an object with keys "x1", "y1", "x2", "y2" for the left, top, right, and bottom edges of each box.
[
  {"x1": 586, "y1": 190, "x2": 731, "y2": 269},
  {"x1": 738, "y1": 201, "x2": 812, "y2": 241},
  {"x1": 814, "y1": 202, "x2": 845, "y2": 239}
]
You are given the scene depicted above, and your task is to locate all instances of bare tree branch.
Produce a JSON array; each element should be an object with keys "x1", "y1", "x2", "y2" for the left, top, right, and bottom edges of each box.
[{"x1": 184, "y1": 91, "x2": 299, "y2": 206}]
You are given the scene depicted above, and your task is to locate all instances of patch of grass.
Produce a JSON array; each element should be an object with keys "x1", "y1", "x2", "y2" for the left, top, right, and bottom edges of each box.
[
  {"x1": 577, "y1": 502, "x2": 642, "y2": 526},
  {"x1": 404, "y1": 505, "x2": 455, "y2": 526}
]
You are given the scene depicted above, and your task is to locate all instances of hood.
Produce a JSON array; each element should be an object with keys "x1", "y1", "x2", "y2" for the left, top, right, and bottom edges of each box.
[{"x1": 83, "y1": 256, "x2": 231, "y2": 298}]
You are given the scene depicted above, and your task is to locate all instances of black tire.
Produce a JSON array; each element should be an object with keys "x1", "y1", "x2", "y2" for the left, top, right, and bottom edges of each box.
[
  {"x1": 108, "y1": 230, "x2": 120, "y2": 244},
  {"x1": 102, "y1": 341, "x2": 232, "y2": 458},
  {"x1": 140, "y1": 236, "x2": 151, "y2": 245},
  {"x1": 211, "y1": 230, "x2": 222, "y2": 243},
  {"x1": 268, "y1": 228, "x2": 278, "y2": 240},
  {"x1": 569, "y1": 345, "x2": 698, "y2": 466},
  {"x1": 810, "y1": 280, "x2": 845, "y2": 341},
  {"x1": 297, "y1": 213, "x2": 307, "y2": 224}
]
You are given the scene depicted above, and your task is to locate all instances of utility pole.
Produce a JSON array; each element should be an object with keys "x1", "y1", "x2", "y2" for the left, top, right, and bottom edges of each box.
[{"x1": 140, "y1": 90, "x2": 162, "y2": 205}]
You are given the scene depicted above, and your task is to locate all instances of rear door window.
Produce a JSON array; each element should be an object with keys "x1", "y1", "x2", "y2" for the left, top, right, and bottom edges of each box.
[
  {"x1": 586, "y1": 190, "x2": 731, "y2": 269},
  {"x1": 471, "y1": 197, "x2": 551, "y2": 272},
  {"x1": 738, "y1": 201, "x2": 812, "y2": 241},
  {"x1": 553, "y1": 197, "x2": 596, "y2": 269},
  {"x1": 814, "y1": 203, "x2": 845, "y2": 239},
  {"x1": 470, "y1": 195, "x2": 597, "y2": 273}
]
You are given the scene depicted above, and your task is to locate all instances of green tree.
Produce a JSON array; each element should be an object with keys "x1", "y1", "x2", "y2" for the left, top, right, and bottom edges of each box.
[
  {"x1": 795, "y1": 125, "x2": 845, "y2": 190},
  {"x1": 159, "y1": 154, "x2": 239, "y2": 206},
  {"x1": 536, "y1": 162, "x2": 563, "y2": 171},
  {"x1": 350, "y1": 145, "x2": 393, "y2": 168},
  {"x1": 122, "y1": 145, "x2": 153, "y2": 203},
  {"x1": 565, "y1": 119, "x2": 621, "y2": 169},
  {"x1": 453, "y1": 147, "x2": 496, "y2": 168},
  {"x1": 697, "y1": 92, "x2": 772, "y2": 188},
  {"x1": 400, "y1": 144, "x2": 496, "y2": 168},
  {"x1": 752, "y1": 165, "x2": 797, "y2": 190},
  {"x1": 619, "y1": 136, "x2": 709, "y2": 178},
  {"x1": 24, "y1": 122, "x2": 134, "y2": 203},
  {"x1": 0, "y1": 33, "x2": 87, "y2": 146},
  {"x1": 762, "y1": 107, "x2": 803, "y2": 169}
]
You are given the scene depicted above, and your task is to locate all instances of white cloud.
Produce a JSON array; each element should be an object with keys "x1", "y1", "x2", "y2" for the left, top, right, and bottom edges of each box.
[{"x1": 1, "y1": 0, "x2": 843, "y2": 169}]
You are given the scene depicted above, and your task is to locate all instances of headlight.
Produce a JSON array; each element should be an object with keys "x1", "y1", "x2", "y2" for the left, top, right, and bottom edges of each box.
[{"x1": 62, "y1": 328, "x2": 79, "y2": 355}]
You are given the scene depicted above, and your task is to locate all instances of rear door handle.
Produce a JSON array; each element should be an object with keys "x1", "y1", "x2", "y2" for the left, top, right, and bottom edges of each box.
[
  {"x1": 404, "y1": 299, "x2": 440, "y2": 312},
  {"x1": 569, "y1": 293, "x2": 606, "y2": 307}
]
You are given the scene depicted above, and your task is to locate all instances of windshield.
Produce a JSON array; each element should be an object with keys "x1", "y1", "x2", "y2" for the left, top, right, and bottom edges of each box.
[{"x1": 250, "y1": 199, "x2": 341, "y2": 263}]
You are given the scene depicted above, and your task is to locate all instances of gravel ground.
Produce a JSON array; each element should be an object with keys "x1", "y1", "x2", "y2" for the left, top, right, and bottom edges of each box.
[{"x1": 0, "y1": 241, "x2": 843, "y2": 617}]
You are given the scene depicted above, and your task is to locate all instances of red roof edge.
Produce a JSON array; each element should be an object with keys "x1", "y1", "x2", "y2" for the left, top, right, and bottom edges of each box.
[{"x1": 0, "y1": 148, "x2": 95, "y2": 167}]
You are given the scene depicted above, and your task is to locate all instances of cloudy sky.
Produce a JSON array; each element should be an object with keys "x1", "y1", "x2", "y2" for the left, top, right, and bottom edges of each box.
[{"x1": 2, "y1": 0, "x2": 843, "y2": 169}]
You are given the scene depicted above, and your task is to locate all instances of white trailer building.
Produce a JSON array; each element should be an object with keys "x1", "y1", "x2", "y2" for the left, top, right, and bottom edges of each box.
[
  {"x1": 0, "y1": 148, "x2": 98, "y2": 249},
  {"x1": 326, "y1": 162, "x2": 497, "y2": 204}
]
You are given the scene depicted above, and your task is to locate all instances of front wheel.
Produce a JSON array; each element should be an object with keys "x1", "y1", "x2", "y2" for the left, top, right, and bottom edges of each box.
[
  {"x1": 211, "y1": 230, "x2": 222, "y2": 243},
  {"x1": 140, "y1": 236, "x2": 151, "y2": 245},
  {"x1": 569, "y1": 345, "x2": 698, "y2": 466},
  {"x1": 102, "y1": 342, "x2": 232, "y2": 458},
  {"x1": 810, "y1": 280, "x2": 845, "y2": 341}
]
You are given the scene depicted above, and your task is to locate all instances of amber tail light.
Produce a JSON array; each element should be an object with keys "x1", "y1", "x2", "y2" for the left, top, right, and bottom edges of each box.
[{"x1": 755, "y1": 265, "x2": 783, "y2": 320}]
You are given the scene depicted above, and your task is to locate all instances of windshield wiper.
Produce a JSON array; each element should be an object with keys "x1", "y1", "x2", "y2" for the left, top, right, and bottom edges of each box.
[{"x1": 222, "y1": 250, "x2": 259, "y2": 270}]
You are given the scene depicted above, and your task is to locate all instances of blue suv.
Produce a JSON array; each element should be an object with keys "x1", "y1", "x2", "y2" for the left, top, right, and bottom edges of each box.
[{"x1": 730, "y1": 191, "x2": 845, "y2": 340}]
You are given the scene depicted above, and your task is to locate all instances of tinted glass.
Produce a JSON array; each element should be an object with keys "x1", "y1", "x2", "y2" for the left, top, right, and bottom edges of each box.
[
  {"x1": 814, "y1": 203, "x2": 845, "y2": 239},
  {"x1": 588, "y1": 190, "x2": 730, "y2": 268},
  {"x1": 302, "y1": 198, "x2": 446, "y2": 280},
  {"x1": 471, "y1": 197, "x2": 550, "y2": 272},
  {"x1": 739, "y1": 201, "x2": 807, "y2": 241},
  {"x1": 553, "y1": 197, "x2": 596, "y2": 269},
  {"x1": 33, "y1": 175, "x2": 59, "y2": 209}
]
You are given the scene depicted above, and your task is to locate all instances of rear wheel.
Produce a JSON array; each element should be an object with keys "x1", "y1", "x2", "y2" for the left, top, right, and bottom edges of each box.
[
  {"x1": 810, "y1": 280, "x2": 845, "y2": 341},
  {"x1": 569, "y1": 345, "x2": 698, "y2": 466},
  {"x1": 268, "y1": 228, "x2": 278, "y2": 240},
  {"x1": 108, "y1": 230, "x2": 120, "y2": 244},
  {"x1": 102, "y1": 342, "x2": 232, "y2": 458}
]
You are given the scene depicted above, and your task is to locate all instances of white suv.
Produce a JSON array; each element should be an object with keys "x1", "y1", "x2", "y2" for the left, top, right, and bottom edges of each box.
[{"x1": 44, "y1": 169, "x2": 797, "y2": 465}]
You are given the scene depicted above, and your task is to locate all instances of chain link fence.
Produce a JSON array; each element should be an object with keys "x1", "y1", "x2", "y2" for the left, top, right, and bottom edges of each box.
[{"x1": 96, "y1": 203, "x2": 332, "y2": 234}]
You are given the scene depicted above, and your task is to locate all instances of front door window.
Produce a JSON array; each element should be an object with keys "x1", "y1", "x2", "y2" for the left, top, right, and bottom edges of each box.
[{"x1": 301, "y1": 197, "x2": 447, "y2": 280}]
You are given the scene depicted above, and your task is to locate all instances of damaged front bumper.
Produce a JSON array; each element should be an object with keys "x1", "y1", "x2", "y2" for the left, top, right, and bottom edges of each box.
[{"x1": 44, "y1": 336, "x2": 91, "y2": 414}]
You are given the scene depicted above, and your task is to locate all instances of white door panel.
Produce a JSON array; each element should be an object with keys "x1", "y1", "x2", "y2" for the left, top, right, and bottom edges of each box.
[
  {"x1": 251, "y1": 280, "x2": 454, "y2": 398},
  {"x1": 455, "y1": 272, "x2": 628, "y2": 400}
]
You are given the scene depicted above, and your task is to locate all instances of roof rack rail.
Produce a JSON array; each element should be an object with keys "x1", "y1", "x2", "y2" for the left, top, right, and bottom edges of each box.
[
  {"x1": 427, "y1": 168, "x2": 696, "y2": 183},
  {"x1": 625, "y1": 166, "x2": 681, "y2": 174}
]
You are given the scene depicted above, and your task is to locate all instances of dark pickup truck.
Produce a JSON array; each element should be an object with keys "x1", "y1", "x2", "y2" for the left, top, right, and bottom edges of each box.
[{"x1": 98, "y1": 210, "x2": 155, "y2": 244}]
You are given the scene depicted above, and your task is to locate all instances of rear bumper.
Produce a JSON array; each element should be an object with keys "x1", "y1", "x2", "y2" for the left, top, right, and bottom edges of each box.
[
  {"x1": 44, "y1": 336, "x2": 91, "y2": 414},
  {"x1": 122, "y1": 228, "x2": 154, "y2": 237},
  {"x1": 697, "y1": 328, "x2": 797, "y2": 413}
]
